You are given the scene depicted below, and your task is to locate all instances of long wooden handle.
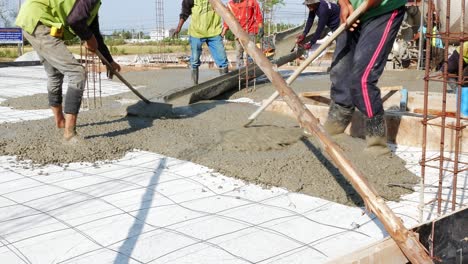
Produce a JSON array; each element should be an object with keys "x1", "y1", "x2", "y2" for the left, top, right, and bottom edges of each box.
[
  {"x1": 210, "y1": 0, "x2": 433, "y2": 263},
  {"x1": 247, "y1": 2, "x2": 367, "y2": 122},
  {"x1": 94, "y1": 50, "x2": 151, "y2": 104}
]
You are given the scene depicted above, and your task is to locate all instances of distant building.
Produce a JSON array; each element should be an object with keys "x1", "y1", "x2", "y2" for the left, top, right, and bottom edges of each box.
[{"x1": 150, "y1": 29, "x2": 170, "y2": 41}]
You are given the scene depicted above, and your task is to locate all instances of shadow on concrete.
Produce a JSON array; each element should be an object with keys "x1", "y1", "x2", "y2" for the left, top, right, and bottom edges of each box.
[
  {"x1": 300, "y1": 137, "x2": 364, "y2": 207},
  {"x1": 81, "y1": 116, "x2": 154, "y2": 139},
  {"x1": 114, "y1": 158, "x2": 166, "y2": 264}
]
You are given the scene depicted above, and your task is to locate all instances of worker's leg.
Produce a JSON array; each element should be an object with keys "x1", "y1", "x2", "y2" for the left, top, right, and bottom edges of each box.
[
  {"x1": 206, "y1": 35, "x2": 229, "y2": 74},
  {"x1": 447, "y1": 50, "x2": 460, "y2": 74},
  {"x1": 349, "y1": 7, "x2": 405, "y2": 154},
  {"x1": 325, "y1": 29, "x2": 358, "y2": 135},
  {"x1": 23, "y1": 24, "x2": 85, "y2": 140},
  {"x1": 189, "y1": 36, "x2": 204, "y2": 85}
]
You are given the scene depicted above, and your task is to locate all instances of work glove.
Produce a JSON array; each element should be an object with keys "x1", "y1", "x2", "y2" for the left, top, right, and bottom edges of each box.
[
  {"x1": 302, "y1": 42, "x2": 312, "y2": 50},
  {"x1": 258, "y1": 27, "x2": 264, "y2": 38},
  {"x1": 296, "y1": 34, "x2": 305, "y2": 44}
]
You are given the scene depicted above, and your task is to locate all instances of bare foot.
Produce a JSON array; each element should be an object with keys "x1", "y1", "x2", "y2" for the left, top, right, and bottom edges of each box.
[
  {"x1": 63, "y1": 126, "x2": 77, "y2": 141},
  {"x1": 56, "y1": 118, "x2": 65, "y2": 128}
]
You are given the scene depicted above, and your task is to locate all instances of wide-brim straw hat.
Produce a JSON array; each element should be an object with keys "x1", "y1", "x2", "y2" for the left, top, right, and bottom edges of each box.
[{"x1": 303, "y1": 0, "x2": 320, "y2": 5}]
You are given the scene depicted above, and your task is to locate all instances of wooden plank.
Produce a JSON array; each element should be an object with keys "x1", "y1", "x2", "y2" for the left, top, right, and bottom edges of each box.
[
  {"x1": 210, "y1": 0, "x2": 433, "y2": 262},
  {"x1": 266, "y1": 100, "x2": 468, "y2": 152},
  {"x1": 327, "y1": 207, "x2": 466, "y2": 264}
]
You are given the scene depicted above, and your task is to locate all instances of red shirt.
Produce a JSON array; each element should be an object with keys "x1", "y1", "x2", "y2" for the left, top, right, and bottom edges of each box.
[{"x1": 224, "y1": 0, "x2": 263, "y2": 34}]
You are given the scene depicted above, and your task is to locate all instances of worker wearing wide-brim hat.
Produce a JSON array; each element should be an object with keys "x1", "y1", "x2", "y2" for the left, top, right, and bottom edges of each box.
[{"x1": 296, "y1": 0, "x2": 340, "y2": 50}]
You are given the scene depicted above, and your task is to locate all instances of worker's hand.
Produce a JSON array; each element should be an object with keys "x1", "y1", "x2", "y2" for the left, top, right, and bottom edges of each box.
[
  {"x1": 172, "y1": 29, "x2": 180, "y2": 39},
  {"x1": 106, "y1": 61, "x2": 121, "y2": 79},
  {"x1": 338, "y1": 0, "x2": 360, "y2": 31},
  {"x1": 296, "y1": 34, "x2": 305, "y2": 44},
  {"x1": 85, "y1": 35, "x2": 98, "y2": 52},
  {"x1": 258, "y1": 27, "x2": 264, "y2": 38},
  {"x1": 302, "y1": 42, "x2": 312, "y2": 50},
  {"x1": 221, "y1": 27, "x2": 228, "y2": 38}
]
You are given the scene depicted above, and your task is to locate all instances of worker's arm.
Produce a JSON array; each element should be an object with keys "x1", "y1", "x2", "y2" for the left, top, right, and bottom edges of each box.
[
  {"x1": 222, "y1": 2, "x2": 232, "y2": 37},
  {"x1": 303, "y1": 11, "x2": 316, "y2": 36},
  {"x1": 337, "y1": 0, "x2": 379, "y2": 31},
  {"x1": 174, "y1": 0, "x2": 193, "y2": 38},
  {"x1": 67, "y1": 0, "x2": 100, "y2": 51},
  {"x1": 297, "y1": 11, "x2": 315, "y2": 44},
  {"x1": 308, "y1": 6, "x2": 330, "y2": 46},
  {"x1": 88, "y1": 15, "x2": 121, "y2": 78}
]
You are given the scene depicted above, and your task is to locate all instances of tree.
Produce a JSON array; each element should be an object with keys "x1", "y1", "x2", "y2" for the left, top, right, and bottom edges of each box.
[{"x1": 258, "y1": 0, "x2": 285, "y2": 35}]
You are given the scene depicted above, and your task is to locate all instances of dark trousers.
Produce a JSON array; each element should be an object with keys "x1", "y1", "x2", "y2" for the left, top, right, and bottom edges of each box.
[
  {"x1": 447, "y1": 50, "x2": 468, "y2": 86},
  {"x1": 329, "y1": 7, "x2": 405, "y2": 118}
]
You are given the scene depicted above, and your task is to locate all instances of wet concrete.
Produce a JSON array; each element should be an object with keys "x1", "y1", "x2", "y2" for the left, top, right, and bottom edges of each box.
[{"x1": 0, "y1": 67, "x2": 429, "y2": 206}]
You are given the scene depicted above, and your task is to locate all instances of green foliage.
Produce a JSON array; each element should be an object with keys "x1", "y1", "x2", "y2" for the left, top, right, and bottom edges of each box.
[
  {"x1": 106, "y1": 38, "x2": 126, "y2": 46},
  {"x1": 0, "y1": 46, "x2": 18, "y2": 58},
  {"x1": 162, "y1": 37, "x2": 189, "y2": 45},
  {"x1": 224, "y1": 30, "x2": 235, "y2": 41}
]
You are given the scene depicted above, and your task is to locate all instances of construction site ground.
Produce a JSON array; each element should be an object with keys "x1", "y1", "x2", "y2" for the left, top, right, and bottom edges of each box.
[{"x1": 0, "y1": 63, "x2": 466, "y2": 263}]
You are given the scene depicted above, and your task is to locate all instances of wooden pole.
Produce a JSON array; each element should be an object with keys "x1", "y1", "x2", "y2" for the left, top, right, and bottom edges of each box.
[{"x1": 208, "y1": 0, "x2": 434, "y2": 263}]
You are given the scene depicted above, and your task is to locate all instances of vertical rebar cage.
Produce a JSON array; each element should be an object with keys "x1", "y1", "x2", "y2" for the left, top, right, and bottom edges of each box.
[
  {"x1": 80, "y1": 45, "x2": 102, "y2": 110},
  {"x1": 155, "y1": 0, "x2": 166, "y2": 64},
  {"x1": 420, "y1": 0, "x2": 467, "y2": 221}
]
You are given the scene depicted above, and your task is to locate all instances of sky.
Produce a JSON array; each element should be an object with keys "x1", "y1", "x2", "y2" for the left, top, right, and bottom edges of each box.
[
  {"x1": 98, "y1": 0, "x2": 308, "y2": 34},
  {"x1": 4, "y1": 0, "x2": 308, "y2": 33}
]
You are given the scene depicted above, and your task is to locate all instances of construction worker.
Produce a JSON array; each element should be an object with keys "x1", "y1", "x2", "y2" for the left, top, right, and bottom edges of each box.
[
  {"x1": 174, "y1": 0, "x2": 229, "y2": 85},
  {"x1": 15, "y1": 0, "x2": 120, "y2": 142},
  {"x1": 447, "y1": 42, "x2": 468, "y2": 88},
  {"x1": 221, "y1": 0, "x2": 264, "y2": 68},
  {"x1": 323, "y1": 0, "x2": 406, "y2": 155},
  {"x1": 296, "y1": 0, "x2": 340, "y2": 50}
]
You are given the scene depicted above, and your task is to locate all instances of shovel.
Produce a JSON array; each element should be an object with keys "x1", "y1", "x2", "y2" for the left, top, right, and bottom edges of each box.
[{"x1": 94, "y1": 50, "x2": 172, "y2": 118}]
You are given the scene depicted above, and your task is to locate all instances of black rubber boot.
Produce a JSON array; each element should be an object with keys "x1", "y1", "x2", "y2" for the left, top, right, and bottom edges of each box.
[
  {"x1": 219, "y1": 67, "x2": 229, "y2": 75},
  {"x1": 364, "y1": 113, "x2": 391, "y2": 155},
  {"x1": 191, "y1": 68, "x2": 199, "y2": 85},
  {"x1": 323, "y1": 101, "x2": 355, "y2": 135}
]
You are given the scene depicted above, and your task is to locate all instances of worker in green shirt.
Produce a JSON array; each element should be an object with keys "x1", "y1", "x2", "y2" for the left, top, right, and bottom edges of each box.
[{"x1": 173, "y1": 0, "x2": 229, "y2": 85}]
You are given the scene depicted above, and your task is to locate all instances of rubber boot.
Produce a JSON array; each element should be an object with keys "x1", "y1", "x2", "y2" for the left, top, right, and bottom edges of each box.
[
  {"x1": 219, "y1": 67, "x2": 228, "y2": 75},
  {"x1": 364, "y1": 113, "x2": 391, "y2": 155},
  {"x1": 323, "y1": 101, "x2": 354, "y2": 136},
  {"x1": 191, "y1": 68, "x2": 199, "y2": 85}
]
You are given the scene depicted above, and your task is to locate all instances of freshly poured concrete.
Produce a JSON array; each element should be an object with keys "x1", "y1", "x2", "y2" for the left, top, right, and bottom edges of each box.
[
  {"x1": 0, "y1": 65, "x2": 424, "y2": 205},
  {"x1": 0, "y1": 65, "x2": 465, "y2": 264}
]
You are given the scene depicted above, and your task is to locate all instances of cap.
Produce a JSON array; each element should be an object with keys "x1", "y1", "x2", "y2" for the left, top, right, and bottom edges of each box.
[{"x1": 303, "y1": 0, "x2": 320, "y2": 5}]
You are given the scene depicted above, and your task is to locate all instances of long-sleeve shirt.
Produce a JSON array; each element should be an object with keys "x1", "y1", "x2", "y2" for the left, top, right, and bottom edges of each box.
[
  {"x1": 16, "y1": 0, "x2": 113, "y2": 63},
  {"x1": 67, "y1": 0, "x2": 113, "y2": 63},
  {"x1": 223, "y1": 0, "x2": 263, "y2": 34},
  {"x1": 303, "y1": 0, "x2": 340, "y2": 46}
]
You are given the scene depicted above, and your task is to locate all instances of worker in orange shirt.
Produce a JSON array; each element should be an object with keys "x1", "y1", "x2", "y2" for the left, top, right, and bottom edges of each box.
[{"x1": 222, "y1": 0, "x2": 264, "y2": 68}]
